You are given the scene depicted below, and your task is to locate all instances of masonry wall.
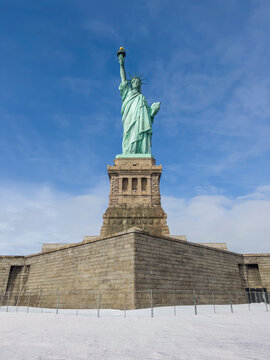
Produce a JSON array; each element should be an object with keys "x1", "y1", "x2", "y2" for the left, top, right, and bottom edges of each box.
[
  {"x1": 1, "y1": 234, "x2": 136, "y2": 309},
  {"x1": 133, "y1": 232, "x2": 246, "y2": 307},
  {"x1": 1, "y1": 231, "x2": 269, "y2": 310}
]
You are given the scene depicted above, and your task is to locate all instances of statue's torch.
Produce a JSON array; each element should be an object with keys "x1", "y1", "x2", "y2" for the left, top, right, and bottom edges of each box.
[{"x1": 117, "y1": 46, "x2": 126, "y2": 62}]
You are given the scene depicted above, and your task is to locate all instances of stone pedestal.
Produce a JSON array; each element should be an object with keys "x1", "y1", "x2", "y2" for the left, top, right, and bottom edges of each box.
[{"x1": 100, "y1": 157, "x2": 170, "y2": 237}]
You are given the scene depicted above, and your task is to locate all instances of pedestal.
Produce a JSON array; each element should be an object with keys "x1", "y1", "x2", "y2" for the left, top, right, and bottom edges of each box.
[{"x1": 100, "y1": 157, "x2": 170, "y2": 237}]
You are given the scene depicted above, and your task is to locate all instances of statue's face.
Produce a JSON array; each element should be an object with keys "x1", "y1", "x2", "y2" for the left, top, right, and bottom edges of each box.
[{"x1": 131, "y1": 78, "x2": 141, "y2": 91}]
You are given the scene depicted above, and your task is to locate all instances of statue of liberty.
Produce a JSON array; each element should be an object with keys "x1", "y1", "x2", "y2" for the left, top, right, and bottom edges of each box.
[{"x1": 117, "y1": 47, "x2": 160, "y2": 156}]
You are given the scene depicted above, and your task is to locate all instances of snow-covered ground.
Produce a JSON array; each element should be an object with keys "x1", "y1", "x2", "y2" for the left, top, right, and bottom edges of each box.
[{"x1": 0, "y1": 304, "x2": 269, "y2": 360}]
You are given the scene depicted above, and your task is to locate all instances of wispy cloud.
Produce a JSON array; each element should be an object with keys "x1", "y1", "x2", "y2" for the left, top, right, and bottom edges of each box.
[
  {"x1": 142, "y1": 0, "x2": 167, "y2": 18},
  {"x1": 60, "y1": 77, "x2": 98, "y2": 96},
  {"x1": 52, "y1": 114, "x2": 71, "y2": 129},
  {"x1": 41, "y1": 48, "x2": 73, "y2": 65},
  {"x1": 83, "y1": 20, "x2": 120, "y2": 41},
  {"x1": 143, "y1": 1, "x2": 270, "y2": 178}
]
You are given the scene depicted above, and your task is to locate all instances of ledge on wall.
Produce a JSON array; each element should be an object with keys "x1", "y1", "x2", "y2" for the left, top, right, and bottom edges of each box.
[
  {"x1": 169, "y1": 235, "x2": 187, "y2": 241},
  {"x1": 199, "y1": 242, "x2": 228, "y2": 251},
  {"x1": 41, "y1": 243, "x2": 71, "y2": 252}
]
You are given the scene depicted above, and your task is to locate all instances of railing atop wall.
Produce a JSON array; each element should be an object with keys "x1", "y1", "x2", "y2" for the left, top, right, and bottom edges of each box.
[{"x1": 0, "y1": 289, "x2": 269, "y2": 317}]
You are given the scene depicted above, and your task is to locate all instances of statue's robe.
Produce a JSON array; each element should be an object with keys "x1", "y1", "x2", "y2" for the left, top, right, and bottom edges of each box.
[{"x1": 119, "y1": 81, "x2": 153, "y2": 154}]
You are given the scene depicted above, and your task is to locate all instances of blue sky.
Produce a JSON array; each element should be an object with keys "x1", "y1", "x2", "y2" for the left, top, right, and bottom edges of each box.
[{"x1": 1, "y1": 0, "x2": 270, "y2": 254}]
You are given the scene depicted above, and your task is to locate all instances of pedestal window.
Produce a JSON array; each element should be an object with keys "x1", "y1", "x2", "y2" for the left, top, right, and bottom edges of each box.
[
  {"x1": 122, "y1": 178, "x2": 128, "y2": 191},
  {"x1": 132, "y1": 178, "x2": 138, "y2": 191},
  {"x1": 141, "y1": 177, "x2": 147, "y2": 191}
]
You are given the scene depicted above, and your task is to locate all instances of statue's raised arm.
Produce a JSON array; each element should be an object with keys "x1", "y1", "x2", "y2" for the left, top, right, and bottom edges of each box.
[
  {"x1": 116, "y1": 47, "x2": 161, "y2": 157},
  {"x1": 117, "y1": 47, "x2": 126, "y2": 83}
]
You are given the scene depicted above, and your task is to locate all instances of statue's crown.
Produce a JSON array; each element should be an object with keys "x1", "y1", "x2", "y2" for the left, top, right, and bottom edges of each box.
[{"x1": 128, "y1": 73, "x2": 145, "y2": 85}]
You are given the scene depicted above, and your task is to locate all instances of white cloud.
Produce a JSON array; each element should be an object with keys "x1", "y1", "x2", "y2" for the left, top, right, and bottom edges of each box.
[
  {"x1": 0, "y1": 183, "x2": 108, "y2": 255},
  {"x1": 0, "y1": 182, "x2": 269, "y2": 256},
  {"x1": 164, "y1": 186, "x2": 270, "y2": 254}
]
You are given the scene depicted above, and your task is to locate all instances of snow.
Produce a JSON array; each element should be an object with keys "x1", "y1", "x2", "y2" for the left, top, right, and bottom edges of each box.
[{"x1": 0, "y1": 304, "x2": 269, "y2": 360}]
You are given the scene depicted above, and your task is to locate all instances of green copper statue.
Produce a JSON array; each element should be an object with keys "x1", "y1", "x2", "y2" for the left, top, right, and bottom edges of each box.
[{"x1": 117, "y1": 47, "x2": 160, "y2": 156}]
